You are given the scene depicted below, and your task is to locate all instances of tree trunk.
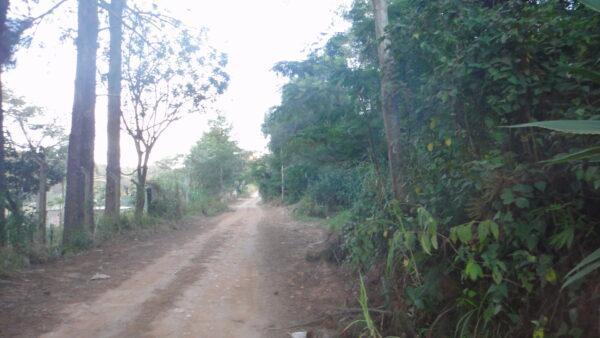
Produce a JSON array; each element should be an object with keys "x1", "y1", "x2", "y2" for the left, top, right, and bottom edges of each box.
[
  {"x1": 37, "y1": 157, "x2": 47, "y2": 244},
  {"x1": 104, "y1": 0, "x2": 124, "y2": 220},
  {"x1": 281, "y1": 162, "x2": 284, "y2": 202},
  {"x1": 0, "y1": 0, "x2": 8, "y2": 247},
  {"x1": 219, "y1": 166, "x2": 224, "y2": 194},
  {"x1": 60, "y1": 180, "x2": 64, "y2": 225},
  {"x1": 280, "y1": 148, "x2": 285, "y2": 202},
  {"x1": 371, "y1": 0, "x2": 404, "y2": 201},
  {"x1": 134, "y1": 169, "x2": 146, "y2": 222},
  {"x1": 0, "y1": 69, "x2": 6, "y2": 247},
  {"x1": 63, "y1": 0, "x2": 99, "y2": 246}
]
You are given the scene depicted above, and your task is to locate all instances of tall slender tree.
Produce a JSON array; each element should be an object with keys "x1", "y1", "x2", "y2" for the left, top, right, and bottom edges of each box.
[
  {"x1": 0, "y1": 73, "x2": 5, "y2": 247},
  {"x1": 63, "y1": 0, "x2": 98, "y2": 245},
  {"x1": 0, "y1": 0, "x2": 11, "y2": 246},
  {"x1": 0, "y1": 1, "x2": 6, "y2": 246},
  {"x1": 6, "y1": 94, "x2": 67, "y2": 244},
  {"x1": 104, "y1": 0, "x2": 124, "y2": 220},
  {"x1": 371, "y1": 0, "x2": 403, "y2": 200}
]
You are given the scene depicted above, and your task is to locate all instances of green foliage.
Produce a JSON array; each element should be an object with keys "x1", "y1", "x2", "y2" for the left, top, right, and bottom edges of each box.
[
  {"x1": 62, "y1": 230, "x2": 93, "y2": 254},
  {"x1": 581, "y1": 0, "x2": 600, "y2": 12},
  {"x1": 562, "y1": 247, "x2": 600, "y2": 290},
  {"x1": 186, "y1": 191, "x2": 228, "y2": 217},
  {"x1": 327, "y1": 209, "x2": 353, "y2": 233},
  {"x1": 545, "y1": 145, "x2": 600, "y2": 163},
  {"x1": 258, "y1": 0, "x2": 600, "y2": 336},
  {"x1": 0, "y1": 247, "x2": 28, "y2": 276},
  {"x1": 294, "y1": 195, "x2": 327, "y2": 218},
  {"x1": 147, "y1": 175, "x2": 185, "y2": 221},
  {"x1": 344, "y1": 274, "x2": 382, "y2": 338},
  {"x1": 307, "y1": 166, "x2": 364, "y2": 212},
  {"x1": 509, "y1": 120, "x2": 600, "y2": 135},
  {"x1": 185, "y1": 115, "x2": 246, "y2": 197},
  {"x1": 248, "y1": 157, "x2": 281, "y2": 201}
]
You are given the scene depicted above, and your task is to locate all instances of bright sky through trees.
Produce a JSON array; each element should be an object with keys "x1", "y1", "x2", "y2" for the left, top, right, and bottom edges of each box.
[{"x1": 5, "y1": 0, "x2": 350, "y2": 167}]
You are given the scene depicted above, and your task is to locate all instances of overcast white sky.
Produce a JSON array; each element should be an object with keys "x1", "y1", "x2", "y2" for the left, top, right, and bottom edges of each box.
[{"x1": 4, "y1": 0, "x2": 351, "y2": 167}]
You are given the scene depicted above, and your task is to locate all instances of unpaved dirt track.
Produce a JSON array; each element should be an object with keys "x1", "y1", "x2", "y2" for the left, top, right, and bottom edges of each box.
[{"x1": 3, "y1": 197, "x2": 349, "y2": 337}]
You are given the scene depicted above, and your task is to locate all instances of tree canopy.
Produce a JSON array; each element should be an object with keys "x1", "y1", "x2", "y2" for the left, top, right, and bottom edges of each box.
[{"x1": 186, "y1": 115, "x2": 246, "y2": 196}]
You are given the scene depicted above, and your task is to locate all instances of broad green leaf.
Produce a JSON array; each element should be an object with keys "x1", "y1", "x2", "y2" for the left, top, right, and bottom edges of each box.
[
  {"x1": 417, "y1": 208, "x2": 438, "y2": 254},
  {"x1": 420, "y1": 232, "x2": 432, "y2": 255},
  {"x1": 455, "y1": 223, "x2": 473, "y2": 244},
  {"x1": 544, "y1": 146, "x2": 600, "y2": 163},
  {"x1": 567, "y1": 248, "x2": 600, "y2": 274},
  {"x1": 550, "y1": 227, "x2": 575, "y2": 249},
  {"x1": 480, "y1": 220, "x2": 500, "y2": 241},
  {"x1": 465, "y1": 259, "x2": 483, "y2": 281},
  {"x1": 562, "y1": 248, "x2": 600, "y2": 290},
  {"x1": 500, "y1": 189, "x2": 514, "y2": 205},
  {"x1": 581, "y1": 0, "x2": 600, "y2": 12},
  {"x1": 513, "y1": 184, "x2": 533, "y2": 194},
  {"x1": 431, "y1": 231, "x2": 438, "y2": 250},
  {"x1": 404, "y1": 232, "x2": 416, "y2": 248},
  {"x1": 478, "y1": 221, "x2": 489, "y2": 243},
  {"x1": 506, "y1": 120, "x2": 600, "y2": 135},
  {"x1": 492, "y1": 266, "x2": 503, "y2": 284},
  {"x1": 562, "y1": 261, "x2": 600, "y2": 290},
  {"x1": 515, "y1": 197, "x2": 530, "y2": 209},
  {"x1": 489, "y1": 221, "x2": 500, "y2": 240},
  {"x1": 449, "y1": 228, "x2": 457, "y2": 243},
  {"x1": 534, "y1": 181, "x2": 547, "y2": 192}
]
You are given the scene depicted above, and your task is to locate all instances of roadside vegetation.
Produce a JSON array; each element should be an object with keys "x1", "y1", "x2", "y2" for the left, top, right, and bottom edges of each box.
[
  {"x1": 1, "y1": 0, "x2": 599, "y2": 336},
  {"x1": 0, "y1": 1, "x2": 244, "y2": 275},
  {"x1": 1, "y1": 112, "x2": 245, "y2": 274},
  {"x1": 253, "y1": 0, "x2": 600, "y2": 336}
]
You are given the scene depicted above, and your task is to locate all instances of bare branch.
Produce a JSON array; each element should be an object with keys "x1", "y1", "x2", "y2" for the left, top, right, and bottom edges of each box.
[{"x1": 29, "y1": 0, "x2": 68, "y2": 24}]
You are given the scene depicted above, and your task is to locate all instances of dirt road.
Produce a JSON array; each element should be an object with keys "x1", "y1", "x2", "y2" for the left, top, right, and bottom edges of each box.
[{"x1": 1, "y1": 197, "x2": 350, "y2": 337}]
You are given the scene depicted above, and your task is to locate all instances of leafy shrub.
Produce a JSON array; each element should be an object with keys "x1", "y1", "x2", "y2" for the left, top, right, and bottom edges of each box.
[
  {"x1": 258, "y1": 0, "x2": 600, "y2": 336},
  {"x1": 327, "y1": 209, "x2": 353, "y2": 233},
  {"x1": 293, "y1": 195, "x2": 327, "y2": 218},
  {"x1": 187, "y1": 191, "x2": 228, "y2": 216},
  {"x1": 0, "y1": 247, "x2": 28, "y2": 276},
  {"x1": 307, "y1": 166, "x2": 363, "y2": 212},
  {"x1": 62, "y1": 230, "x2": 93, "y2": 253},
  {"x1": 147, "y1": 181, "x2": 184, "y2": 220}
]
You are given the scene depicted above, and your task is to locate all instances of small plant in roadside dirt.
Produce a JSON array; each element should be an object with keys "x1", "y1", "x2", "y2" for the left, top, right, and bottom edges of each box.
[
  {"x1": 293, "y1": 196, "x2": 327, "y2": 219},
  {"x1": 343, "y1": 274, "x2": 382, "y2": 338},
  {"x1": 62, "y1": 230, "x2": 93, "y2": 255},
  {"x1": 186, "y1": 195, "x2": 228, "y2": 217},
  {"x1": 327, "y1": 210, "x2": 353, "y2": 233},
  {"x1": 95, "y1": 214, "x2": 128, "y2": 240},
  {"x1": 0, "y1": 247, "x2": 29, "y2": 276}
]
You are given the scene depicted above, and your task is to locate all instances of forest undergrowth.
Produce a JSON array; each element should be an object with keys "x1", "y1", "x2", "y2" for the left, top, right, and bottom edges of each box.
[{"x1": 253, "y1": 1, "x2": 600, "y2": 336}]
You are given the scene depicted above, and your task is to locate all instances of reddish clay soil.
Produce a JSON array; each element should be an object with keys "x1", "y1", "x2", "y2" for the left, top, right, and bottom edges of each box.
[{"x1": 0, "y1": 197, "x2": 353, "y2": 338}]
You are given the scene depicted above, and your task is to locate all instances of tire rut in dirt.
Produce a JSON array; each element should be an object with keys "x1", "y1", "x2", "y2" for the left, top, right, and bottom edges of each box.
[{"x1": 119, "y1": 230, "x2": 233, "y2": 337}]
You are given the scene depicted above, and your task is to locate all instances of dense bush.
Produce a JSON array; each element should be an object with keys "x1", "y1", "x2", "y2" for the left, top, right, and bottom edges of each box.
[
  {"x1": 185, "y1": 116, "x2": 247, "y2": 197},
  {"x1": 147, "y1": 181, "x2": 184, "y2": 220},
  {"x1": 307, "y1": 166, "x2": 364, "y2": 212},
  {"x1": 256, "y1": 0, "x2": 600, "y2": 336}
]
